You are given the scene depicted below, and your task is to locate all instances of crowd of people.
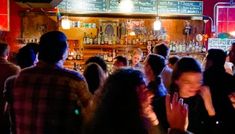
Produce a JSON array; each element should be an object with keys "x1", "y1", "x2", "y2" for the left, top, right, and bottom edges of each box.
[{"x1": 0, "y1": 30, "x2": 235, "y2": 134}]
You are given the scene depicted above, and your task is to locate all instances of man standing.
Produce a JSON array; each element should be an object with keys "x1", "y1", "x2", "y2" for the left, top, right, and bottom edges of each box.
[
  {"x1": 0, "y1": 41, "x2": 20, "y2": 133},
  {"x1": 12, "y1": 31, "x2": 92, "y2": 134},
  {"x1": 153, "y1": 43, "x2": 172, "y2": 91}
]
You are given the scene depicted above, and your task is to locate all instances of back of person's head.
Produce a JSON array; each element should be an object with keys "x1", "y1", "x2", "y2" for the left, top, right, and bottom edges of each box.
[
  {"x1": 83, "y1": 63, "x2": 106, "y2": 94},
  {"x1": 206, "y1": 49, "x2": 226, "y2": 69},
  {"x1": 113, "y1": 55, "x2": 128, "y2": 71},
  {"x1": 168, "y1": 55, "x2": 180, "y2": 66},
  {"x1": 171, "y1": 57, "x2": 202, "y2": 92},
  {"x1": 38, "y1": 31, "x2": 68, "y2": 63},
  {"x1": 114, "y1": 55, "x2": 128, "y2": 66},
  {"x1": 153, "y1": 43, "x2": 169, "y2": 59},
  {"x1": 16, "y1": 43, "x2": 39, "y2": 68},
  {"x1": 145, "y1": 54, "x2": 166, "y2": 77},
  {"x1": 229, "y1": 42, "x2": 235, "y2": 65},
  {"x1": 0, "y1": 41, "x2": 9, "y2": 57},
  {"x1": 85, "y1": 56, "x2": 107, "y2": 73},
  {"x1": 90, "y1": 68, "x2": 147, "y2": 134}
]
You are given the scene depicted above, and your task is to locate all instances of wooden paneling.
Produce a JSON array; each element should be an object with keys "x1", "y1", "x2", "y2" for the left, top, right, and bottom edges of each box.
[
  {"x1": 60, "y1": 17, "x2": 204, "y2": 43},
  {"x1": 22, "y1": 12, "x2": 57, "y2": 40},
  {"x1": 163, "y1": 19, "x2": 204, "y2": 41}
]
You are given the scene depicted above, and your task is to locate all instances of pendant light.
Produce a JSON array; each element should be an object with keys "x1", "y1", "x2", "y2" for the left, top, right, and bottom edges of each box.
[
  {"x1": 153, "y1": 0, "x2": 161, "y2": 31},
  {"x1": 61, "y1": 16, "x2": 71, "y2": 29},
  {"x1": 154, "y1": 16, "x2": 161, "y2": 31},
  {"x1": 61, "y1": 0, "x2": 71, "y2": 29},
  {"x1": 119, "y1": 0, "x2": 134, "y2": 13}
]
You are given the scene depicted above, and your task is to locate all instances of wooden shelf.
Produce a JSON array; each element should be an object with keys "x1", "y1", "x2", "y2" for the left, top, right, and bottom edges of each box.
[
  {"x1": 170, "y1": 52, "x2": 206, "y2": 55},
  {"x1": 83, "y1": 44, "x2": 146, "y2": 49}
]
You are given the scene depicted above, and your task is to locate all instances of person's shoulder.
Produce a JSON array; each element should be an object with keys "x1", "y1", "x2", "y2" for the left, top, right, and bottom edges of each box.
[
  {"x1": 6, "y1": 61, "x2": 20, "y2": 72},
  {"x1": 163, "y1": 66, "x2": 172, "y2": 74},
  {"x1": 60, "y1": 68, "x2": 85, "y2": 81}
]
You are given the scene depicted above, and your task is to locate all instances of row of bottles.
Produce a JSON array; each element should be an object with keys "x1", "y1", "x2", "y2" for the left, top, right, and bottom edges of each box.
[
  {"x1": 97, "y1": 49, "x2": 117, "y2": 62},
  {"x1": 67, "y1": 50, "x2": 84, "y2": 60},
  {"x1": 83, "y1": 27, "x2": 160, "y2": 45},
  {"x1": 169, "y1": 41, "x2": 207, "y2": 53}
]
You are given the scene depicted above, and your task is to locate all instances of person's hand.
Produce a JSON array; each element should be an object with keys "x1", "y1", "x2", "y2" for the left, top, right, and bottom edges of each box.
[
  {"x1": 138, "y1": 85, "x2": 159, "y2": 126},
  {"x1": 199, "y1": 86, "x2": 215, "y2": 116},
  {"x1": 228, "y1": 92, "x2": 235, "y2": 109},
  {"x1": 166, "y1": 93, "x2": 188, "y2": 131}
]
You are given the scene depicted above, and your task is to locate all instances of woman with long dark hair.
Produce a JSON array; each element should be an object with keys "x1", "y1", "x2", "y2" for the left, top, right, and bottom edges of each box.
[
  {"x1": 86, "y1": 68, "x2": 189, "y2": 134},
  {"x1": 153, "y1": 57, "x2": 219, "y2": 134}
]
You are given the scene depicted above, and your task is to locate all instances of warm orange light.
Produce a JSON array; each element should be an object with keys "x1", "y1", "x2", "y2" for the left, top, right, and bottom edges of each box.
[{"x1": 230, "y1": 31, "x2": 235, "y2": 37}]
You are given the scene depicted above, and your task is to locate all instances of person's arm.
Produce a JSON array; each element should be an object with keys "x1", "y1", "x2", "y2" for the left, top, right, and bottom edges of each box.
[
  {"x1": 138, "y1": 85, "x2": 169, "y2": 134},
  {"x1": 228, "y1": 92, "x2": 235, "y2": 109},
  {"x1": 199, "y1": 86, "x2": 216, "y2": 116},
  {"x1": 168, "y1": 128, "x2": 192, "y2": 134}
]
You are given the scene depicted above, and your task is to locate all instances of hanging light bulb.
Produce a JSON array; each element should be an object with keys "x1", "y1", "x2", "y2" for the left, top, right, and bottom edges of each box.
[
  {"x1": 230, "y1": 31, "x2": 235, "y2": 37},
  {"x1": 119, "y1": 0, "x2": 134, "y2": 13},
  {"x1": 61, "y1": 16, "x2": 71, "y2": 29},
  {"x1": 154, "y1": 17, "x2": 161, "y2": 31},
  {"x1": 203, "y1": 19, "x2": 209, "y2": 24}
]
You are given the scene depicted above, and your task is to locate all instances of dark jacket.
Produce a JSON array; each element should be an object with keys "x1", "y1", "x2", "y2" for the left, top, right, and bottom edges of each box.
[{"x1": 203, "y1": 66, "x2": 235, "y2": 133}]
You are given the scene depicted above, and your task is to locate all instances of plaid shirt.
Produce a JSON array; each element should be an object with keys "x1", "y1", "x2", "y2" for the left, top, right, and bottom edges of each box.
[{"x1": 12, "y1": 61, "x2": 92, "y2": 134}]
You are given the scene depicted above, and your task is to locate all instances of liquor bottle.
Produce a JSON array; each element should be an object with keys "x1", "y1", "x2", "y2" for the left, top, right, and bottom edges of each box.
[
  {"x1": 73, "y1": 62, "x2": 78, "y2": 71},
  {"x1": 112, "y1": 49, "x2": 116, "y2": 59},
  {"x1": 89, "y1": 33, "x2": 93, "y2": 45},
  {"x1": 101, "y1": 32, "x2": 104, "y2": 45},
  {"x1": 104, "y1": 34, "x2": 108, "y2": 45},
  {"x1": 121, "y1": 22, "x2": 126, "y2": 35},
  {"x1": 86, "y1": 33, "x2": 90, "y2": 45},
  {"x1": 195, "y1": 42, "x2": 199, "y2": 52},
  {"x1": 172, "y1": 42, "x2": 176, "y2": 53},
  {"x1": 83, "y1": 32, "x2": 87, "y2": 45},
  {"x1": 169, "y1": 41, "x2": 173, "y2": 52},
  {"x1": 97, "y1": 32, "x2": 101, "y2": 45},
  {"x1": 104, "y1": 51, "x2": 108, "y2": 61},
  {"x1": 107, "y1": 50, "x2": 113, "y2": 62},
  {"x1": 112, "y1": 34, "x2": 116, "y2": 45},
  {"x1": 202, "y1": 45, "x2": 207, "y2": 53},
  {"x1": 94, "y1": 36, "x2": 98, "y2": 44},
  {"x1": 182, "y1": 42, "x2": 186, "y2": 52},
  {"x1": 108, "y1": 34, "x2": 112, "y2": 45}
]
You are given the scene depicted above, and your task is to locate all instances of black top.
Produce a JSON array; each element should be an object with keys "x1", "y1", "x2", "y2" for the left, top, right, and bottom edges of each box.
[
  {"x1": 147, "y1": 77, "x2": 168, "y2": 102},
  {"x1": 153, "y1": 94, "x2": 220, "y2": 134}
]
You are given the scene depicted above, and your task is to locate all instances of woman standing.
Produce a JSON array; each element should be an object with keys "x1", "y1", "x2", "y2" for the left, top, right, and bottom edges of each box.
[{"x1": 153, "y1": 57, "x2": 219, "y2": 134}]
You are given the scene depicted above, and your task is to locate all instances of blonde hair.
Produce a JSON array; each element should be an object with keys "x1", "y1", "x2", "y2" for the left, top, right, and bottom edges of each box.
[{"x1": 132, "y1": 48, "x2": 143, "y2": 57}]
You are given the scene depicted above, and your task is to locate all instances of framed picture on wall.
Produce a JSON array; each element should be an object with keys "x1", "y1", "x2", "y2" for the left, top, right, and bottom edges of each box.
[
  {"x1": 0, "y1": 0, "x2": 9, "y2": 31},
  {"x1": 100, "y1": 20, "x2": 118, "y2": 37}
]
